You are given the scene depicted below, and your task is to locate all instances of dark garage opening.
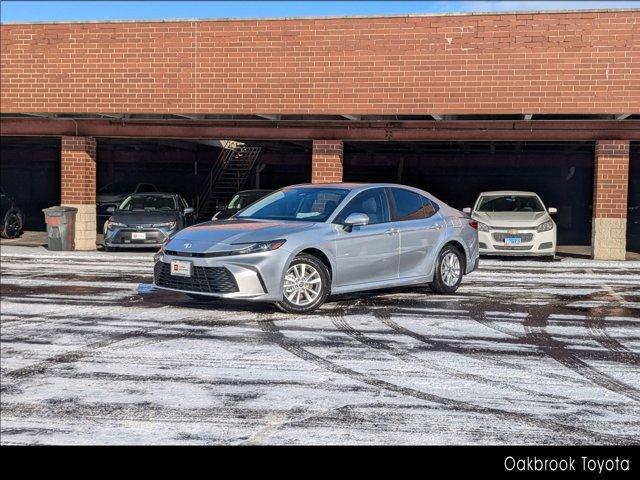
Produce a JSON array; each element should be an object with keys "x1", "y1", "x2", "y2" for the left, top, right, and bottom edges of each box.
[
  {"x1": 96, "y1": 138, "x2": 311, "y2": 229},
  {"x1": 344, "y1": 141, "x2": 595, "y2": 246},
  {"x1": 0, "y1": 136, "x2": 60, "y2": 231},
  {"x1": 628, "y1": 142, "x2": 639, "y2": 253}
]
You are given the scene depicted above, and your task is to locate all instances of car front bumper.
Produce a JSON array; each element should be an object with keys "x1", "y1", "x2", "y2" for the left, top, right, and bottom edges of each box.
[
  {"x1": 152, "y1": 248, "x2": 293, "y2": 302},
  {"x1": 103, "y1": 226, "x2": 175, "y2": 248},
  {"x1": 478, "y1": 228, "x2": 556, "y2": 256}
]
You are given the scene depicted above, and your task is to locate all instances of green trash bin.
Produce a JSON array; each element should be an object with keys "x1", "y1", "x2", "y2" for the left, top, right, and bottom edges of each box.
[{"x1": 42, "y1": 206, "x2": 78, "y2": 251}]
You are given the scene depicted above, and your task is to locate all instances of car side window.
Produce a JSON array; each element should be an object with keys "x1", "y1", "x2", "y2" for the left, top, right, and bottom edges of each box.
[
  {"x1": 334, "y1": 188, "x2": 390, "y2": 225},
  {"x1": 390, "y1": 188, "x2": 425, "y2": 221},
  {"x1": 420, "y1": 195, "x2": 439, "y2": 218}
]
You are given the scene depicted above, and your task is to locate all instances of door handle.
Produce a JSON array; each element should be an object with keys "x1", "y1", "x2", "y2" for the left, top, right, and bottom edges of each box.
[
  {"x1": 427, "y1": 223, "x2": 442, "y2": 230},
  {"x1": 385, "y1": 228, "x2": 398, "y2": 235}
]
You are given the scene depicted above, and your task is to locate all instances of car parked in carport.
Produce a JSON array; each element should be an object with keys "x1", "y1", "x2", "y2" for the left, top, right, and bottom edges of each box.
[
  {"x1": 153, "y1": 183, "x2": 479, "y2": 313},
  {"x1": 212, "y1": 189, "x2": 273, "y2": 220},
  {"x1": 464, "y1": 190, "x2": 557, "y2": 258},
  {"x1": 103, "y1": 193, "x2": 195, "y2": 250},
  {"x1": 96, "y1": 181, "x2": 159, "y2": 231}
]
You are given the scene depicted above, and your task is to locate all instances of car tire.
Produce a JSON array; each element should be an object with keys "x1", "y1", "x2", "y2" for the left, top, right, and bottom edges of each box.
[
  {"x1": 275, "y1": 253, "x2": 330, "y2": 314},
  {"x1": 186, "y1": 293, "x2": 217, "y2": 302},
  {"x1": 1, "y1": 209, "x2": 23, "y2": 239},
  {"x1": 429, "y1": 244, "x2": 464, "y2": 294}
]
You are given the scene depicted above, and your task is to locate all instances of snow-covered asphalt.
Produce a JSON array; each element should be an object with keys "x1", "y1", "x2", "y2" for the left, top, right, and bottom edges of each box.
[{"x1": 1, "y1": 246, "x2": 639, "y2": 445}]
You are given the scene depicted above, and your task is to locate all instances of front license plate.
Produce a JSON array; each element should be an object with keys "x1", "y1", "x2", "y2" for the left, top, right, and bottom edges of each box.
[
  {"x1": 505, "y1": 237, "x2": 522, "y2": 245},
  {"x1": 170, "y1": 260, "x2": 192, "y2": 277},
  {"x1": 131, "y1": 232, "x2": 146, "y2": 240}
]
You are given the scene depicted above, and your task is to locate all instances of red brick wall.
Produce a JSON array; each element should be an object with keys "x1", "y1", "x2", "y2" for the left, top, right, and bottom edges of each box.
[
  {"x1": 311, "y1": 140, "x2": 343, "y2": 183},
  {"x1": 1, "y1": 11, "x2": 638, "y2": 114},
  {"x1": 593, "y1": 140, "x2": 629, "y2": 219},
  {"x1": 61, "y1": 136, "x2": 96, "y2": 204}
]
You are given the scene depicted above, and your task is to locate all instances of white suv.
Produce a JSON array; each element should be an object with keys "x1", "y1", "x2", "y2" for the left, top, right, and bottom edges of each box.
[{"x1": 464, "y1": 191, "x2": 557, "y2": 258}]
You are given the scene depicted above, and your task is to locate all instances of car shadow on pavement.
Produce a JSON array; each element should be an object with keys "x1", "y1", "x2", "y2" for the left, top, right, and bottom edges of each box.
[{"x1": 137, "y1": 282, "x2": 431, "y2": 315}]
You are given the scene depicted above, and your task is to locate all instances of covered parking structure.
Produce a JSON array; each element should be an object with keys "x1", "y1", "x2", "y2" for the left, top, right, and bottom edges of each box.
[
  {"x1": 344, "y1": 141, "x2": 597, "y2": 246},
  {"x1": 1, "y1": 9, "x2": 638, "y2": 258}
]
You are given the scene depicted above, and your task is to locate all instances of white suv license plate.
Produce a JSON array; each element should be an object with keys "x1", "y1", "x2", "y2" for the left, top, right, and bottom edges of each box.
[
  {"x1": 170, "y1": 260, "x2": 192, "y2": 277},
  {"x1": 505, "y1": 237, "x2": 522, "y2": 245},
  {"x1": 131, "y1": 232, "x2": 146, "y2": 240}
]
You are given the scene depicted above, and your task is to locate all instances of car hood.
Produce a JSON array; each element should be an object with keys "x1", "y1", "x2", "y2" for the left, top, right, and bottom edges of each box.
[
  {"x1": 472, "y1": 211, "x2": 550, "y2": 227},
  {"x1": 110, "y1": 210, "x2": 179, "y2": 225},
  {"x1": 167, "y1": 218, "x2": 315, "y2": 252}
]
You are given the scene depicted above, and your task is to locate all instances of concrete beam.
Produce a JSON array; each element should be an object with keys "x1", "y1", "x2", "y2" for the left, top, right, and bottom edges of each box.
[{"x1": 2, "y1": 118, "x2": 640, "y2": 141}]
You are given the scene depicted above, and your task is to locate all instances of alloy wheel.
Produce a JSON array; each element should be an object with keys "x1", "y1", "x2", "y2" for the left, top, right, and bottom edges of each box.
[
  {"x1": 283, "y1": 263, "x2": 322, "y2": 306},
  {"x1": 441, "y1": 252, "x2": 461, "y2": 287}
]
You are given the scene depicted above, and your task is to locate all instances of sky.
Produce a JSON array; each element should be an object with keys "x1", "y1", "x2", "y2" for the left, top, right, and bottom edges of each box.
[{"x1": 1, "y1": 1, "x2": 639, "y2": 23}]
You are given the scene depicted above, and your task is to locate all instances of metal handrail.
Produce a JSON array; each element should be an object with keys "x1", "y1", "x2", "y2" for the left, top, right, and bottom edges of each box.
[{"x1": 196, "y1": 146, "x2": 263, "y2": 217}]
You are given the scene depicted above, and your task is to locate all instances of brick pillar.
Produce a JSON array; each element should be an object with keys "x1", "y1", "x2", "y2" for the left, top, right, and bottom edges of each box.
[
  {"x1": 61, "y1": 136, "x2": 96, "y2": 250},
  {"x1": 591, "y1": 140, "x2": 630, "y2": 260},
  {"x1": 311, "y1": 140, "x2": 343, "y2": 183}
]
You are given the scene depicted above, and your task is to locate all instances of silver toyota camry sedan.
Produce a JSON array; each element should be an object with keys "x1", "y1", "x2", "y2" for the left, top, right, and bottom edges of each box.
[{"x1": 153, "y1": 183, "x2": 479, "y2": 313}]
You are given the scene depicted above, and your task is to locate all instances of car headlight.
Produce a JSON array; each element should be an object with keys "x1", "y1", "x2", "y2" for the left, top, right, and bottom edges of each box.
[
  {"x1": 153, "y1": 221, "x2": 177, "y2": 229},
  {"x1": 230, "y1": 239, "x2": 286, "y2": 255},
  {"x1": 105, "y1": 220, "x2": 126, "y2": 229},
  {"x1": 537, "y1": 220, "x2": 554, "y2": 232},
  {"x1": 477, "y1": 222, "x2": 490, "y2": 232}
]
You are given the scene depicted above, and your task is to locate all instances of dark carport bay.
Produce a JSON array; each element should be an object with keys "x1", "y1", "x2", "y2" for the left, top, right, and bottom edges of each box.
[{"x1": 344, "y1": 141, "x2": 595, "y2": 247}]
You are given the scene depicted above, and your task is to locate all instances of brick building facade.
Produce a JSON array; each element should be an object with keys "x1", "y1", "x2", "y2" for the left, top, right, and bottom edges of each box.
[{"x1": 1, "y1": 10, "x2": 638, "y2": 257}]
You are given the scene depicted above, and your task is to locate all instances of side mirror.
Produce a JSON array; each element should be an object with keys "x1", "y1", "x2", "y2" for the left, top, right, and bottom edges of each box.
[
  {"x1": 548, "y1": 207, "x2": 558, "y2": 214},
  {"x1": 184, "y1": 207, "x2": 194, "y2": 214},
  {"x1": 462, "y1": 207, "x2": 471, "y2": 214},
  {"x1": 106, "y1": 206, "x2": 115, "y2": 213},
  {"x1": 343, "y1": 212, "x2": 370, "y2": 232}
]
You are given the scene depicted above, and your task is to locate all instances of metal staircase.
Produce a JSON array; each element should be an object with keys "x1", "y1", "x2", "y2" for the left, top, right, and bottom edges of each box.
[{"x1": 196, "y1": 143, "x2": 262, "y2": 220}]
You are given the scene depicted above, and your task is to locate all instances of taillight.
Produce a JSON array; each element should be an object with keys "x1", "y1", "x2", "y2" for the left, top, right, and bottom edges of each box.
[{"x1": 468, "y1": 221, "x2": 478, "y2": 230}]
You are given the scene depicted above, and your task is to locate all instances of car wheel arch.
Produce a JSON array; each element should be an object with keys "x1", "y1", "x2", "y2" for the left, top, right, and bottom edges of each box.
[
  {"x1": 294, "y1": 247, "x2": 333, "y2": 281},
  {"x1": 440, "y1": 239, "x2": 467, "y2": 271}
]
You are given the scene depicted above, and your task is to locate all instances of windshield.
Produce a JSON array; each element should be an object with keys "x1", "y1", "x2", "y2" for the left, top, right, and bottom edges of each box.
[
  {"x1": 477, "y1": 195, "x2": 545, "y2": 212},
  {"x1": 236, "y1": 187, "x2": 349, "y2": 222},
  {"x1": 118, "y1": 195, "x2": 177, "y2": 212},
  {"x1": 228, "y1": 191, "x2": 268, "y2": 209}
]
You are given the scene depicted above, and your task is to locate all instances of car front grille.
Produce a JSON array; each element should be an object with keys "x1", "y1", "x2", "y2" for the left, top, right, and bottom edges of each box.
[
  {"x1": 112, "y1": 229, "x2": 165, "y2": 244},
  {"x1": 493, "y1": 245, "x2": 533, "y2": 251},
  {"x1": 154, "y1": 262, "x2": 239, "y2": 293},
  {"x1": 492, "y1": 232, "x2": 534, "y2": 242}
]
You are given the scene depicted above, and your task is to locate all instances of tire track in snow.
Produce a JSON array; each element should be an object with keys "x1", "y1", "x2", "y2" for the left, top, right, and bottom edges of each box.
[
  {"x1": 583, "y1": 268, "x2": 640, "y2": 365},
  {"x1": 330, "y1": 309, "x2": 565, "y2": 401},
  {"x1": 522, "y1": 311, "x2": 640, "y2": 403},
  {"x1": 466, "y1": 267, "x2": 640, "y2": 397},
  {"x1": 256, "y1": 313, "x2": 633, "y2": 445}
]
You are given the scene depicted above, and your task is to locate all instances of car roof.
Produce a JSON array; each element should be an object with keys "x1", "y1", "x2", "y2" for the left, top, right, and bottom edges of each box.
[
  {"x1": 479, "y1": 190, "x2": 539, "y2": 196},
  {"x1": 286, "y1": 182, "x2": 421, "y2": 193},
  {"x1": 127, "y1": 192, "x2": 179, "y2": 197}
]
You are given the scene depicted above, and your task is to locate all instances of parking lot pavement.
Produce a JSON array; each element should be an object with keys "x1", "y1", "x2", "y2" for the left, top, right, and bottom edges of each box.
[{"x1": 1, "y1": 246, "x2": 639, "y2": 445}]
